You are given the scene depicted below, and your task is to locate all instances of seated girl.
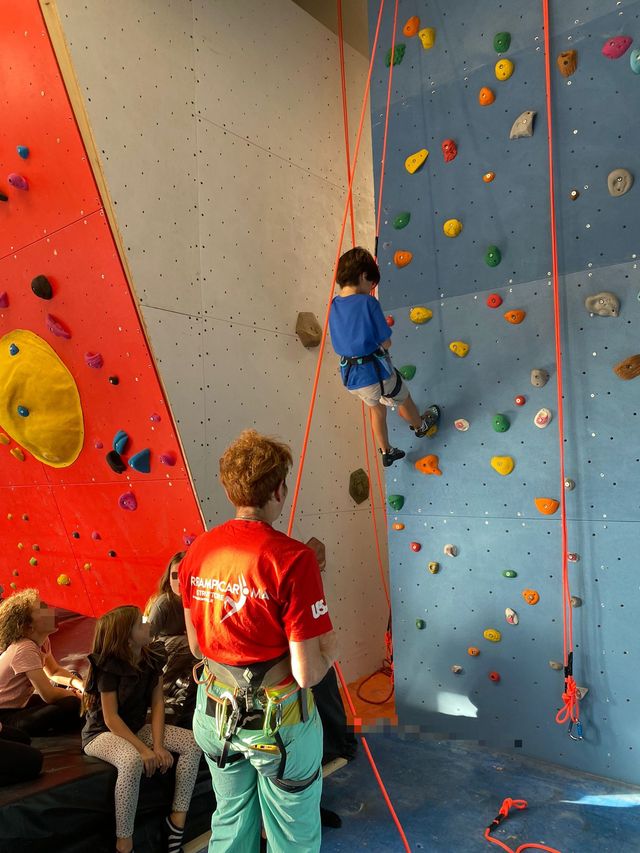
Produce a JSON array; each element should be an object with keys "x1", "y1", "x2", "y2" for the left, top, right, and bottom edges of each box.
[
  {"x1": 0, "y1": 588, "x2": 84, "y2": 735},
  {"x1": 82, "y1": 605, "x2": 201, "y2": 853}
]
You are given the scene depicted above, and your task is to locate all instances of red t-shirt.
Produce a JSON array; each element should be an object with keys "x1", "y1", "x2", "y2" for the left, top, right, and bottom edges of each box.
[{"x1": 179, "y1": 520, "x2": 333, "y2": 666}]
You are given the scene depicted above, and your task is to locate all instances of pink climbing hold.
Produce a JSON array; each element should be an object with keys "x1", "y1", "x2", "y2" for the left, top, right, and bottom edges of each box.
[
  {"x1": 46, "y1": 314, "x2": 71, "y2": 339},
  {"x1": 84, "y1": 352, "x2": 104, "y2": 369},
  {"x1": 118, "y1": 492, "x2": 137, "y2": 511},
  {"x1": 0, "y1": 292, "x2": 9, "y2": 309},
  {"x1": 91, "y1": 531, "x2": 101, "y2": 540},
  {"x1": 601, "y1": 36, "x2": 632, "y2": 59},
  {"x1": 8, "y1": 173, "x2": 28, "y2": 191},
  {"x1": 94, "y1": 439, "x2": 104, "y2": 449},
  {"x1": 160, "y1": 451, "x2": 177, "y2": 467},
  {"x1": 183, "y1": 533, "x2": 197, "y2": 546},
  {"x1": 150, "y1": 413, "x2": 161, "y2": 422}
]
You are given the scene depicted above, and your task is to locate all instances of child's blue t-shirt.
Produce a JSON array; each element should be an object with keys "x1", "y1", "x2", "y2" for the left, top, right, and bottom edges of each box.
[{"x1": 328, "y1": 293, "x2": 393, "y2": 389}]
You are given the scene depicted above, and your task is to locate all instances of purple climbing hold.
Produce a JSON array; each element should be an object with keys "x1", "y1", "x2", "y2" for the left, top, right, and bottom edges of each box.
[
  {"x1": 84, "y1": 352, "x2": 104, "y2": 369},
  {"x1": 94, "y1": 439, "x2": 104, "y2": 449},
  {"x1": 118, "y1": 492, "x2": 137, "y2": 511},
  {"x1": 160, "y1": 451, "x2": 177, "y2": 467},
  {"x1": 91, "y1": 531, "x2": 101, "y2": 540},
  {"x1": 16, "y1": 146, "x2": 29, "y2": 159},
  {"x1": 150, "y1": 413, "x2": 161, "y2": 422},
  {"x1": 0, "y1": 292, "x2": 9, "y2": 309},
  {"x1": 8, "y1": 173, "x2": 28, "y2": 191},
  {"x1": 46, "y1": 314, "x2": 71, "y2": 339},
  {"x1": 106, "y1": 450, "x2": 127, "y2": 474},
  {"x1": 113, "y1": 430, "x2": 129, "y2": 455},
  {"x1": 128, "y1": 448, "x2": 151, "y2": 474},
  {"x1": 183, "y1": 533, "x2": 196, "y2": 546}
]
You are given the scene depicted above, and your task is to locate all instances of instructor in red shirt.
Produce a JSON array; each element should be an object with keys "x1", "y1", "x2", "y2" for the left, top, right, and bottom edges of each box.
[{"x1": 181, "y1": 429, "x2": 337, "y2": 852}]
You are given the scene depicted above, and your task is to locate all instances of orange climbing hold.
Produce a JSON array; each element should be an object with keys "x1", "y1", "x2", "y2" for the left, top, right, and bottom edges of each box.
[
  {"x1": 403, "y1": 15, "x2": 420, "y2": 37},
  {"x1": 392, "y1": 522, "x2": 405, "y2": 530},
  {"x1": 478, "y1": 86, "x2": 495, "y2": 106},
  {"x1": 504, "y1": 309, "x2": 526, "y2": 324},
  {"x1": 415, "y1": 454, "x2": 442, "y2": 476},
  {"x1": 535, "y1": 497, "x2": 559, "y2": 515},
  {"x1": 393, "y1": 250, "x2": 413, "y2": 268},
  {"x1": 483, "y1": 171, "x2": 496, "y2": 183},
  {"x1": 522, "y1": 588, "x2": 540, "y2": 605}
]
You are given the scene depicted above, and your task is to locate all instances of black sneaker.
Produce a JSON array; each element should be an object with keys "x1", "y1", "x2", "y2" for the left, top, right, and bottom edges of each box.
[
  {"x1": 380, "y1": 447, "x2": 405, "y2": 467},
  {"x1": 412, "y1": 405, "x2": 441, "y2": 438}
]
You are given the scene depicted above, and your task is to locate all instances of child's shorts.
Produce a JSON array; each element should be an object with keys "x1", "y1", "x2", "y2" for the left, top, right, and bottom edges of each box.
[{"x1": 349, "y1": 372, "x2": 410, "y2": 408}]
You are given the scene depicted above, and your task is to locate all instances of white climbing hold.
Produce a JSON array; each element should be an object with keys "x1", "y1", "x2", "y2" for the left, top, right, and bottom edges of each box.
[
  {"x1": 443, "y1": 544, "x2": 458, "y2": 557},
  {"x1": 534, "y1": 408, "x2": 552, "y2": 428},
  {"x1": 454, "y1": 418, "x2": 470, "y2": 431},
  {"x1": 505, "y1": 608, "x2": 519, "y2": 625}
]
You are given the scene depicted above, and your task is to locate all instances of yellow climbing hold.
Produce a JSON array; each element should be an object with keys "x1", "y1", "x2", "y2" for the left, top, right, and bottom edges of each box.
[
  {"x1": 495, "y1": 58, "x2": 514, "y2": 80},
  {"x1": 449, "y1": 341, "x2": 469, "y2": 358},
  {"x1": 418, "y1": 27, "x2": 436, "y2": 49},
  {"x1": 491, "y1": 456, "x2": 514, "y2": 476},
  {"x1": 0, "y1": 330, "x2": 84, "y2": 467},
  {"x1": 56, "y1": 573, "x2": 71, "y2": 586},
  {"x1": 443, "y1": 219, "x2": 463, "y2": 238},
  {"x1": 405, "y1": 148, "x2": 429, "y2": 174},
  {"x1": 0, "y1": 433, "x2": 9, "y2": 445},
  {"x1": 409, "y1": 306, "x2": 433, "y2": 324},
  {"x1": 483, "y1": 628, "x2": 502, "y2": 642},
  {"x1": 10, "y1": 447, "x2": 25, "y2": 461}
]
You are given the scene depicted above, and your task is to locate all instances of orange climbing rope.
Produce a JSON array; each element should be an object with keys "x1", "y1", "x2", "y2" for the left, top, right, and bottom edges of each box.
[
  {"x1": 540, "y1": 0, "x2": 581, "y2": 737},
  {"x1": 484, "y1": 799, "x2": 563, "y2": 853}
]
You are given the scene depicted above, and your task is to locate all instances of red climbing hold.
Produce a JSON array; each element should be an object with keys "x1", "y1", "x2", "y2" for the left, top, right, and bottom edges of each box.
[
  {"x1": 442, "y1": 139, "x2": 458, "y2": 162},
  {"x1": 0, "y1": 292, "x2": 9, "y2": 309},
  {"x1": 514, "y1": 395, "x2": 526, "y2": 406},
  {"x1": 489, "y1": 671, "x2": 501, "y2": 683},
  {"x1": 410, "y1": 542, "x2": 422, "y2": 552},
  {"x1": 486, "y1": 293, "x2": 503, "y2": 308},
  {"x1": 386, "y1": 315, "x2": 395, "y2": 327}
]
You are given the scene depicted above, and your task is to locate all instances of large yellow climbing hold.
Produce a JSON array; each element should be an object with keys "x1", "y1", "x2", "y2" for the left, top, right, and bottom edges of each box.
[
  {"x1": 409, "y1": 306, "x2": 433, "y2": 324},
  {"x1": 57, "y1": 574, "x2": 71, "y2": 586},
  {"x1": 405, "y1": 148, "x2": 429, "y2": 174},
  {"x1": 495, "y1": 58, "x2": 514, "y2": 80},
  {"x1": 449, "y1": 341, "x2": 469, "y2": 358},
  {"x1": 418, "y1": 27, "x2": 436, "y2": 49},
  {"x1": 0, "y1": 330, "x2": 84, "y2": 467},
  {"x1": 535, "y1": 497, "x2": 559, "y2": 515},
  {"x1": 491, "y1": 456, "x2": 514, "y2": 476},
  {"x1": 443, "y1": 219, "x2": 463, "y2": 238},
  {"x1": 483, "y1": 628, "x2": 502, "y2": 642}
]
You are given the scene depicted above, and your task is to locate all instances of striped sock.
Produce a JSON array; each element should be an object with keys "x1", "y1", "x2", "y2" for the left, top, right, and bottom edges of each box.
[{"x1": 165, "y1": 816, "x2": 184, "y2": 853}]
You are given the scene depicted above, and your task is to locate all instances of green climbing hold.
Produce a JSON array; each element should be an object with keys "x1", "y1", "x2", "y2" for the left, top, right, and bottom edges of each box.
[
  {"x1": 393, "y1": 212, "x2": 411, "y2": 230},
  {"x1": 503, "y1": 569, "x2": 518, "y2": 578},
  {"x1": 485, "y1": 245, "x2": 502, "y2": 267},
  {"x1": 388, "y1": 494, "x2": 404, "y2": 511},
  {"x1": 493, "y1": 32, "x2": 511, "y2": 53},
  {"x1": 385, "y1": 44, "x2": 406, "y2": 67},
  {"x1": 416, "y1": 619, "x2": 426, "y2": 630},
  {"x1": 492, "y1": 413, "x2": 510, "y2": 433},
  {"x1": 398, "y1": 365, "x2": 416, "y2": 380}
]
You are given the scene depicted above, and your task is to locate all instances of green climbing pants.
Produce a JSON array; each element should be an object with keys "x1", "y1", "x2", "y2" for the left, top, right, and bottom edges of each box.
[{"x1": 192, "y1": 681, "x2": 323, "y2": 853}]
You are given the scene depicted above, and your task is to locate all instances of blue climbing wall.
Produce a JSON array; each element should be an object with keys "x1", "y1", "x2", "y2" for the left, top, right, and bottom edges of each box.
[{"x1": 369, "y1": 0, "x2": 640, "y2": 785}]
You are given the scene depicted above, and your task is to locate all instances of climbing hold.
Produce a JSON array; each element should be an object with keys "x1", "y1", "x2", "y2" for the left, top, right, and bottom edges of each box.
[
  {"x1": 71, "y1": 531, "x2": 80, "y2": 539},
  {"x1": 113, "y1": 430, "x2": 129, "y2": 455},
  {"x1": 94, "y1": 440, "x2": 103, "y2": 449},
  {"x1": 493, "y1": 32, "x2": 511, "y2": 53},
  {"x1": 522, "y1": 589, "x2": 540, "y2": 605},
  {"x1": 32, "y1": 544, "x2": 39, "y2": 551},
  {"x1": 443, "y1": 544, "x2": 458, "y2": 557},
  {"x1": 503, "y1": 570, "x2": 517, "y2": 578},
  {"x1": 402, "y1": 15, "x2": 420, "y2": 37},
  {"x1": 83, "y1": 562, "x2": 91, "y2": 571},
  {"x1": 564, "y1": 478, "x2": 575, "y2": 491},
  {"x1": 17, "y1": 405, "x2": 29, "y2": 418},
  {"x1": 16, "y1": 145, "x2": 29, "y2": 159},
  {"x1": 449, "y1": 341, "x2": 469, "y2": 358},
  {"x1": 570, "y1": 596, "x2": 582, "y2": 608},
  {"x1": 129, "y1": 448, "x2": 151, "y2": 473},
  {"x1": 108, "y1": 375, "x2": 119, "y2": 385},
  {"x1": 454, "y1": 419, "x2": 469, "y2": 431},
  {"x1": 18, "y1": 542, "x2": 24, "y2": 549},
  {"x1": 483, "y1": 628, "x2": 501, "y2": 642},
  {"x1": 486, "y1": 293, "x2": 502, "y2": 308},
  {"x1": 443, "y1": 218, "x2": 463, "y2": 238},
  {"x1": 534, "y1": 408, "x2": 552, "y2": 428},
  {"x1": 505, "y1": 608, "x2": 519, "y2": 625},
  {"x1": 388, "y1": 494, "x2": 404, "y2": 511},
  {"x1": 585, "y1": 291, "x2": 619, "y2": 317},
  {"x1": 416, "y1": 619, "x2": 426, "y2": 630},
  {"x1": 21, "y1": 514, "x2": 28, "y2": 521},
  {"x1": 405, "y1": 148, "x2": 429, "y2": 174},
  {"x1": 84, "y1": 352, "x2": 104, "y2": 369},
  {"x1": 492, "y1": 413, "x2": 510, "y2": 433},
  {"x1": 409, "y1": 306, "x2": 432, "y2": 324},
  {"x1": 567, "y1": 553, "x2": 580, "y2": 562},
  {"x1": 535, "y1": 497, "x2": 559, "y2": 515},
  {"x1": 108, "y1": 550, "x2": 117, "y2": 557},
  {"x1": 495, "y1": 58, "x2": 514, "y2": 81},
  {"x1": 530, "y1": 368, "x2": 549, "y2": 387},
  {"x1": 549, "y1": 660, "x2": 563, "y2": 671},
  {"x1": 398, "y1": 365, "x2": 416, "y2": 380},
  {"x1": 442, "y1": 139, "x2": 458, "y2": 162},
  {"x1": 468, "y1": 647, "x2": 480, "y2": 656},
  {"x1": 160, "y1": 451, "x2": 177, "y2": 466},
  {"x1": 607, "y1": 168, "x2": 633, "y2": 196},
  {"x1": 428, "y1": 562, "x2": 440, "y2": 574},
  {"x1": 385, "y1": 44, "x2": 406, "y2": 66},
  {"x1": 0, "y1": 191, "x2": 7, "y2": 202},
  {"x1": 418, "y1": 27, "x2": 435, "y2": 49},
  {"x1": 485, "y1": 246, "x2": 501, "y2": 267},
  {"x1": 106, "y1": 450, "x2": 127, "y2": 474},
  {"x1": 31, "y1": 275, "x2": 53, "y2": 300},
  {"x1": 29, "y1": 557, "x2": 38, "y2": 567},
  {"x1": 415, "y1": 455, "x2": 442, "y2": 476},
  {"x1": 0, "y1": 434, "x2": 9, "y2": 444},
  {"x1": 557, "y1": 50, "x2": 577, "y2": 77},
  {"x1": 613, "y1": 354, "x2": 640, "y2": 380},
  {"x1": 410, "y1": 542, "x2": 422, "y2": 552},
  {"x1": 478, "y1": 87, "x2": 495, "y2": 106},
  {"x1": 349, "y1": 468, "x2": 369, "y2": 504},
  {"x1": 118, "y1": 492, "x2": 137, "y2": 511},
  {"x1": 602, "y1": 35, "x2": 632, "y2": 59},
  {"x1": 393, "y1": 212, "x2": 411, "y2": 230},
  {"x1": 489, "y1": 672, "x2": 501, "y2": 683},
  {"x1": 10, "y1": 448, "x2": 25, "y2": 461},
  {"x1": 57, "y1": 574, "x2": 71, "y2": 586},
  {"x1": 91, "y1": 531, "x2": 101, "y2": 540},
  {"x1": 491, "y1": 456, "x2": 514, "y2": 476},
  {"x1": 451, "y1": 665, "x2": 463, "y2": 675},
  {"x1": 46, "y1": 314, "x2": 71, "y2": 339},
  {"x1": 509, "y1": 111, "x2": 536, "y2": 139},
  {"x1": 514, "y1": 395, "x2": 526, "y2": 406},
  {"x1": 295, "y1": 312, "x2": 322, "y2": 348},
  {"x1": 386, "y1": 315, "x2": 394, "y2": 326},
  {"x1": 570, "y1": 189, "x2": 580, "y2": 200},
  {"x1": 392, "y1": 522, "x2": 405, "y2": 530},
  {"x1": 483, "y1": 171, "x2": 496, "y2": 183},
  {"x1": 393, "y1": 250, "x2": 413, "y2": 268},
  {"x1": 0, "y1": 293, "x2": 9, "y2": 309},
  {"x1": 630, "y1": 48, "x2": 640, "y2": 73},
  {"x1": 504, "y1": 309, "x2": 526, "y2": 325},
  {"x1": 8, "y1": 173, "x2": 28, "y2": 190}
]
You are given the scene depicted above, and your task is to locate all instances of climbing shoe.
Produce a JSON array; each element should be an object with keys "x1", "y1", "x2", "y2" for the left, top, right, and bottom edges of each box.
[
  {"x1": 412, "y1": 404, "x2": 441, "y2": 438},
  {"x1": 380, "y1": 447, "x2": 405, "y2": 467}
]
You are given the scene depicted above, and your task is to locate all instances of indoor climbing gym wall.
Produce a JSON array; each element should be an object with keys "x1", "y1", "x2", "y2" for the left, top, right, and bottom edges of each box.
[
  {"x1": 0, "y1": 1, "x2": 204, "y2": 616},
  {"x1": 51, "y1": 0, "x2": 385, "y2": 680},
  {"x1": 370, "y1": 0, "x2": 640, "y2": 785}
]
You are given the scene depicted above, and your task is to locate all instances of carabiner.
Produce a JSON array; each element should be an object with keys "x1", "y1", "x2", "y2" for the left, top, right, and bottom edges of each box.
[{"x1": 568, "y1": 720, "x2": 583, "y2": 740}]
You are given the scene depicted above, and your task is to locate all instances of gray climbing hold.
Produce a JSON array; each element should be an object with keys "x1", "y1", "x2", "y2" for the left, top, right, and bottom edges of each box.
[
  {"x1": 129, "y1": 448, "x2": 151, "y2": 473},
  {"x1": 607, "y1": 168, "x2": 633, "y2": 197},
  {"x1": 576, "y1": 686, "x2": 589, "y2": 700},
  {"x1": 530, "y1": 368, "x2": 549, "y2": 387},
  {"x1": 584, "y1": 291, "x2": 619, "y2": 317},
  {"x1": 296, "y1": 312, "x2": 322, "y2": 348},
  {"x1": 549, "y1": 660, "x2": 563, "y2": 671},
  {"x1": 509, "y1": 111, "x2": 536, "y2": 139},
  {"x1": 113, "y1": 430, "x2": 129, "y2": 455},
  {"x1": 564, "y1": 478, "x2": 575, "y2": 490},
  {"x1": 451, "y1": 664, "x2": 463, "y2": 674},
  {"x1": 570, "y1": 596, "x2": 582, "y2": 608},
  {"x1": 349, "y1": 468, "x2": 369, "y2": 504}
]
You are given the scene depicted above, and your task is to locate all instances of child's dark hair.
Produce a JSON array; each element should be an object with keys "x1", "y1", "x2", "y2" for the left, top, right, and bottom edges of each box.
[
  {"x1": 336, "y1": 247, "x2": 380, "y2": 287},
  {"x1": 145, "y1": 551, "x2": 186, "y2": 617}
]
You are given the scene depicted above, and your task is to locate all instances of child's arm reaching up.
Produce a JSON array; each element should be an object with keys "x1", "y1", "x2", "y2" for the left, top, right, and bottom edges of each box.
[{"x1": 101, "y1": 691, "x2": 158, "y2": 777}]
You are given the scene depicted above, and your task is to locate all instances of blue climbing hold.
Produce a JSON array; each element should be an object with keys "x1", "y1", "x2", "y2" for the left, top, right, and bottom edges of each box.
[
  {"x1": 113, "y1": 430, "x2": 129, "y2": 455},
  {"x1": 9, "y1": 344, "x2": 19, "y2": 356},
  {"x1": 17, "y1": 146, "x2": 29, "y2": 159},
  {"x1": 17, "y1": 405, "x2": 29, "y2": 417},
  {"x1": 128, "y1": 448, "x2": 151, "y2": 473}
]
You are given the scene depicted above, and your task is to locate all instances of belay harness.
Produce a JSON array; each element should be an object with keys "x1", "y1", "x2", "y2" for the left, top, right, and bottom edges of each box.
[{"x1": 340, "y1": 347, "x2": 403, "y2": 400}]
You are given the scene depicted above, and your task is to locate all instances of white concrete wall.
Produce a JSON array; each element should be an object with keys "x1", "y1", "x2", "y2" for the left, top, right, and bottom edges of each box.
[{"x1": 55, "y1": 0, "x2": 387, "y2": 680}]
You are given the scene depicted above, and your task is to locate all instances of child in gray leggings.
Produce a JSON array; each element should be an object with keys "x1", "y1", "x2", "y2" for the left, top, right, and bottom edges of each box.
[{"x1": 82, "y1": 605, "x2": 201, "y2": 853}]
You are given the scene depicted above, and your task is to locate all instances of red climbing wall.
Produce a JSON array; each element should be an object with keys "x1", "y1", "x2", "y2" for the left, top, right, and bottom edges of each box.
[{"x1": 0, "y1": 1, "x2": 204, "y2": 615}]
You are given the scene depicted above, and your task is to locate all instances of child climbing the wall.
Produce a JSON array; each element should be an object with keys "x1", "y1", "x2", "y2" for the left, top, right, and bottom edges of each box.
[
  {"x1": 81, "y1": 605, "x2": 202, "y2": 853},
  {"x1": 329, "y1": 246, "x2": 440, "y2": 466}
]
